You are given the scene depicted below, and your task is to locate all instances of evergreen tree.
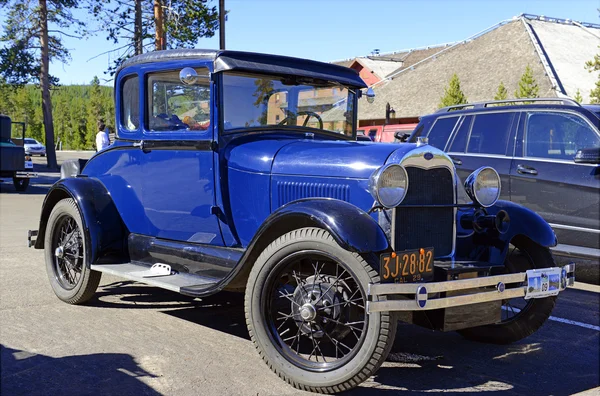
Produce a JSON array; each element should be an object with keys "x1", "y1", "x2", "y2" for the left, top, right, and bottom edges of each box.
[
  {"x1": 515, "y1": 65, "x2": 539, "y2": 100},
  {"x1": 87, "y1": 76, "x2": 104, "y2": 147},
  {"x1": 573, "y1": 89, "x2": 583, "y2": 103},
  {"x1": 586, "y1": 46, "x2": 600, "y2": 104},
  {"x1": 438, "y1": 73, "x2": 468, "y2": 108},
  {"x1": 494, "y1": 81, "x2": 508, "y2": 101},
  {"x1": 0, "y1": 0, "x2": 89, "y2": 168}
]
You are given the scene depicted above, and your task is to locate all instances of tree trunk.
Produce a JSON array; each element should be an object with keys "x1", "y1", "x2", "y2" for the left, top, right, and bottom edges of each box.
[
  {"x1": 219, "y1": 0, "x2": 225, "y2": 50},
  {"x1": 154, "y1": 0, "x2": 164, "y2": 51},
  {"x1": 39, "y1": 0, "x2": 57, "y2": 169},
  {"x1": 134, "y1": 0, "x2": 143, "y2": 55}
]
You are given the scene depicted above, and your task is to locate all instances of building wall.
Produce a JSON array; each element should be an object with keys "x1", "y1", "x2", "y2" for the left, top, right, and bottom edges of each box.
[{"x1": 351, "y1": 62, "x2": 380, "y2": 87}]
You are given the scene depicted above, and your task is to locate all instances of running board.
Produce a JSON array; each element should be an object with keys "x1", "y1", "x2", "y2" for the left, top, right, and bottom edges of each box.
[{"x1": 91, "y1": 262, "x2": 217, "y2": 296}]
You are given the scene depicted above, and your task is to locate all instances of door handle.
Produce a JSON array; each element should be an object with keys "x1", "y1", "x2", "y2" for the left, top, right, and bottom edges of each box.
[
  {"x1": 133, "y1": 140, "x2": 150, "y2": 153},
  {"x1": 517, "y1": 164, "x2": 538, "y2": 175},
  {"x1": 450, "y1": 156, "x2": 462, "y2": 166}
]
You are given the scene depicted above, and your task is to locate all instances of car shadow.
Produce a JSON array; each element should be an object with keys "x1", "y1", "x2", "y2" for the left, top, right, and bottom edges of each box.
[
  {"x1": 86, "y1": 282, "x2": 598, "y2": 395},
  {"x1": 1, "y1": 344, "x2": 160, "y2": 395}
]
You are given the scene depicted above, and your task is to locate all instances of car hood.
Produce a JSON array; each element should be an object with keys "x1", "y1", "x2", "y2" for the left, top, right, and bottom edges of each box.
[{"x1": 226, "y1": 136, "x2": 421, "y2": 179}]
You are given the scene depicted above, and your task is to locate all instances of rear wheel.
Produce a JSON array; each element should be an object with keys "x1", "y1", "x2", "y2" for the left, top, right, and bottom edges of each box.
[
  {"x1": 44, "y1": 198, "x2": 101, "y2": 304},
  {"x1": 458, "y1": 237, "x2": 556, "y2": 344},
  {"x1": 245, "y1": 227, "x2": 396, "y2": 393},
  {"x1": 13, "y1": 177, "x2": 29, "y2": 191}
]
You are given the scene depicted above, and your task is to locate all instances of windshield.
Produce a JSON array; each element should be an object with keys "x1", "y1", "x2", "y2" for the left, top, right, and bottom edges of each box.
[
  {"x1": 222, "y1": 72, "x2": 356, "y2": 137},
  {"x1": 24, "y1": 139, "x2": 37, "y2": 144}
]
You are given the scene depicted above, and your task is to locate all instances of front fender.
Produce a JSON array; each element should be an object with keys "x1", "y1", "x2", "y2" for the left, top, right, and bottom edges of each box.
[
  {"x1": 488, "y1": 200, "x2": 557, "y2": 248},
  {"x1": 35, "y1": 176, "x2": 129, "y2": 266},
  {"x1": 260, "y1": 198, "x2": 389, "y2": 253}
]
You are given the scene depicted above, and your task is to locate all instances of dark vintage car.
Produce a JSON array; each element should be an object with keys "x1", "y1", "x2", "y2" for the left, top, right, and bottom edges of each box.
[
  {"x1": 29, "y1": 50, "x2": 575, "y2": 393},
  {"x1": 1, "y1": 115, "x2": 36, "y2": 191},
  {"x1": 409, "y1": 99, "x2": 600, "y2": 261}
]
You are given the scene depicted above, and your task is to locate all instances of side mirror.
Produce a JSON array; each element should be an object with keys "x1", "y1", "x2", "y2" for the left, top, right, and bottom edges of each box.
[
  {"x1": 394, "y1": 131, "x2": 411, "y2": 142},
  {"x1": 574, "y1": 147, "x2": 600, "y2": 164}
]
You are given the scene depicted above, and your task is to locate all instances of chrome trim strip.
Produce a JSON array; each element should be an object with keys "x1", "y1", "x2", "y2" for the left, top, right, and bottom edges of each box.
[
  {"x1": 367, "y1": 264, "x2": 575, "y2": 313},
  {"x1": 548, "y1": 223, "x2": 600, "y2": 234}
]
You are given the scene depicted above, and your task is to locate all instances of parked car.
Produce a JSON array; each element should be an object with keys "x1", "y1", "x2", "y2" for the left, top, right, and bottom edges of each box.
[
  {"x1": 0, "y1": 115, "x2": 36, "y2": 191},
  {"x1": 358, "y1": 123, "x2": 416, "y2": 142},
  {"x1": 409, "y1": 98, "x2": 600, "y2": 261},
  {"x1": 28, "y1": 51, "x2": 575, "y2": 393},
  {"x1": 23, "y1": 138, "x2": 46, "y2": 156}
]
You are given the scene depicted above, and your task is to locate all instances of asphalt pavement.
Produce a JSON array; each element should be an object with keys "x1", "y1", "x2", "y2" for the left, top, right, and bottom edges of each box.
[{"x1": 1, "y1": 152, "x2": 599, "y2": 395}]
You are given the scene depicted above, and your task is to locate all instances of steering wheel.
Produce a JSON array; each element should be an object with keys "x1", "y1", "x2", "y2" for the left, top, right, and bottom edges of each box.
[{"x1": 278, "y1": 110, "x2": 323, "y2": 130}]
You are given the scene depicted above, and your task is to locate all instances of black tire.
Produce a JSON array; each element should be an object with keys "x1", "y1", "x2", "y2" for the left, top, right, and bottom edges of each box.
[
  {"x1": 45, "y1": 198, "x2": 101, "y2": 304},
  {"x1": 13, "y1": 177, "x2": 29, "y2": 191},
  {"x1": 458, "y1": 236, "x2": 556, "y2": 344},
  {"x1": 245, "y1": 227, "x2": 397, "y2": 393}
]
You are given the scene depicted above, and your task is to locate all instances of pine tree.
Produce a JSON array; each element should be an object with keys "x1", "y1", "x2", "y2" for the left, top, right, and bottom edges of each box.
[
  {"x1": 573, "y1": 89, "x2": 583, "y2": 103},
  {"x1": 86, "y1": 76, "x2": 105, "y2": 148},
  {"x1": 515, "y1": 65, "x2": 539, "y2": 100},
  {"x1": 494, "y1": 81, "x2": 508, "y2": 101},
  {"x1": 438, "y1": 73, "x2": 468, "y2": 108},
  {"x1": 586, "y1": 46, "x2": 600, "y2": 104}
]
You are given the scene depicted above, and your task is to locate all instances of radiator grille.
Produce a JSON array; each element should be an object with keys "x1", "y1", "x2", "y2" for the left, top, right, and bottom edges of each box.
[
  {"x1": 394, "y1": 167, "x2": 454, "y2": 257},
  {"x1": 277, "y1": 181, "x2": 350, "y2": 206}
]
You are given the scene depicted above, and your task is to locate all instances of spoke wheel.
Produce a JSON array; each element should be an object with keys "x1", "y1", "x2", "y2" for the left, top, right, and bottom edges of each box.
[
  {"x1": 44, "y1": 198, "x2": 101, "y2": 304},
  {"x1": 52, "y1": 215, "x2": 84, "y2": 290},
  {"x1": 245, "y1": 227, "x2": 397, "y2": 393},
  {"x1": 264, "y1": 251, "x2": 367, "y2": 372},
  {"x1": 457, "y1": 236, "x2": 556, "y2": 344}
]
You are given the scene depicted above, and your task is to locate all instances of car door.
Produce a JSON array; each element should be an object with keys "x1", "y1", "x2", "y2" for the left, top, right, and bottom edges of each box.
[
  {"x1": 139, "y1": 64, "x2": 224, "y2": 245},
  {"x1": 510, "y1": 110, "x2": 600, "y2": 251},
  {"x1": 446, "y1": 111, "x2": 516, "y2": 200}
]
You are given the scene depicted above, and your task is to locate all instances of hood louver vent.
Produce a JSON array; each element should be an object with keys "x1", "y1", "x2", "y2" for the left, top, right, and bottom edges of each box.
[{"x1": 277, "y1": 181, "x2": 350, "y2": 206}]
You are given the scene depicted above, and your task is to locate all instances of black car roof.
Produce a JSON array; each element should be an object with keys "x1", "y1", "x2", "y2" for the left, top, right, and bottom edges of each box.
[{"x1": 116, "y1": 49, "x2": 367, "y2": 88}]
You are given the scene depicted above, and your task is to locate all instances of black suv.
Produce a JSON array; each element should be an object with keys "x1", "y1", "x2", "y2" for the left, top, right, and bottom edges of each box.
[{"x1": 409, "y1": 98, "x2": 600, "y2": 261}]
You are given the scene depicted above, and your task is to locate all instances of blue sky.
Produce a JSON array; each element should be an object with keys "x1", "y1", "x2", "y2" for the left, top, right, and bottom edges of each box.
[{"x1": 46, "y1": 0, "x2": 599, "y2": 85}]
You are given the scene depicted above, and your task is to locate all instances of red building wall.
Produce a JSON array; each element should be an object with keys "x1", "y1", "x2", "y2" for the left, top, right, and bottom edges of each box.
[{"x1": 350, "y1": 62, "x2": 380, "y2": 86}]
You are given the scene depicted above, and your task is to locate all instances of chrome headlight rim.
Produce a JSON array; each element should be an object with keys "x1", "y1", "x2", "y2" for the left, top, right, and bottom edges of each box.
[
  {"x1": 464, "y1": 166, "x2": 501, "y2": 208},
  {"x1": 369, "y1": 163, "x2": 409, "y2": 209}
]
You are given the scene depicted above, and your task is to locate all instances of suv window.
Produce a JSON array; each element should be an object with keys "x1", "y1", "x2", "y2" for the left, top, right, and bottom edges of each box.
[
  {"x1": 121, "y1": 75, "x2": 140, "y2": 131},
  {"x1": 467, "y1": 113, "x2": 513, "y2": 155},
  {"x1": 525, "y1": 112, "x2": 600, "y2": 160},
  {"x1": 448, "y1": 115, "x2": 472, "y2": 152},
  {"x1": 426, "y1": 116, "x2": 459, "y2": 150},
  {"x1": 146, "y1": 68, "x2": 210, "y2": 132}
]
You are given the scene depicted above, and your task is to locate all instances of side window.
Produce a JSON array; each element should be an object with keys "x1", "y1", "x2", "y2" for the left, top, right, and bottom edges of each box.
[
  {"x1": 146, "y1": 68, "x2": 210, "y2": 132},
  {"x1": 121, "y1": 75, "x2": 139, "y2": 131},
  {"x1": 368, "y1": 128, "x2": 378, "y2": 139},
  {"x1": 525, "y1": 112, "x2": 600, "y2": 160},
  {"x1": 426, "y1": 116, "x2": 459, "y2": 150},
  {"x1": 467, "y1": 113, "x2": 513, "y2": 155},
  {"x1": 448, "y1": 115, "x2": 472, "y2": 152}
]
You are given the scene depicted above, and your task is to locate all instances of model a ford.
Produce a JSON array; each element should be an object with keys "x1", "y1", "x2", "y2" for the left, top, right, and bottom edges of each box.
[{"x1": 29, "y1": 50, "x2": 575, "y2": 393}]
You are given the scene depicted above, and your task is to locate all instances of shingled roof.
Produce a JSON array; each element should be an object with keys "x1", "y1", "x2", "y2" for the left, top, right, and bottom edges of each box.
[{"x1": 357, "y1": 14, "x2": 600, "y2": 120}]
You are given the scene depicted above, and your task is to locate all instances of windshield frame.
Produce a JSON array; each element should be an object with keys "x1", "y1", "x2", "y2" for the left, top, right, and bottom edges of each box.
[{"x1": 218, "y1": 71, "x2": 359, "y2": 140}]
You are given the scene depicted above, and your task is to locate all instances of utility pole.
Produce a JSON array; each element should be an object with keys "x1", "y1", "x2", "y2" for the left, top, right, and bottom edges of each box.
[{"x1": 219, "y1": 0, "x2": 225, "y2": 50}]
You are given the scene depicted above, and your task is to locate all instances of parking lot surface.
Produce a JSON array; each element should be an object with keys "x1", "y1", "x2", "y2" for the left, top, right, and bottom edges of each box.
[{"x1": 1, "y1": 152, "x2": 599, "y2": 395}]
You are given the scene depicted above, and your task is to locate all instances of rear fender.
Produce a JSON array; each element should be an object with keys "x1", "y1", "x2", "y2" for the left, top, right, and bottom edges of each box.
[{"x1": 35, "y1": 177, "x2": 129, "y2": 266}]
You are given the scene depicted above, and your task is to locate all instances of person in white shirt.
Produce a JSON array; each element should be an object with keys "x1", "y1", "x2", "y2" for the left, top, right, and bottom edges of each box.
[{"x1": 95, "y1": 120, "x2": 110, "y2": 151}]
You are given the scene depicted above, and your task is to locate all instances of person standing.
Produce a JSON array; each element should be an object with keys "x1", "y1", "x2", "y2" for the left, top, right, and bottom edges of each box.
[{"x1": 95, "y1": 119, "x2": 110, "y2": 151}]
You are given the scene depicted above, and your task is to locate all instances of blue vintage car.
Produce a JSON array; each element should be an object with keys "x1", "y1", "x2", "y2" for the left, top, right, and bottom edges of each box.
[{"x1": 29, "y1": 49, "x2": 575, "y2": 393}]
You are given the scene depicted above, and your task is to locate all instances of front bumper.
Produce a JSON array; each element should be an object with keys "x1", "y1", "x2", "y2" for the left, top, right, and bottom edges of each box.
[
  {"x1": 367, "y1": 263, "x2": 575, "y2": 313},
  {"x1": 15, "y1": 171, "x2": 38, "y2": 178}
]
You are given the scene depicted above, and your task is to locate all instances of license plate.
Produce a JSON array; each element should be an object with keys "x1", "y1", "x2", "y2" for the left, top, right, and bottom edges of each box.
[
  {"x1": 380, "y1": 248, "x2": 434, "y2": 283},
  {"x1": 25, "y1": 161, "x2": 33, "y2": 169},
  {"x1": 525, "y1": 268, "x2": 561, "y2": 299}
]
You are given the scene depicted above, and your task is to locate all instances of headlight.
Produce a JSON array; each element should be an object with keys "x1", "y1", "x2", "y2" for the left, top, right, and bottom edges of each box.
[
  {"x1": 464, "y1": 167, "x2": 501, "y2": 207},
  {"x1": 369, "y1": 164, "x2": 408, "y2": 208}
]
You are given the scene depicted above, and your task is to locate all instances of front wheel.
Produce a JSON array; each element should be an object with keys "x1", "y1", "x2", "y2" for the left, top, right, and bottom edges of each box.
[
  {"x1": 458, "y1": 237, "x2": 556, "y2": 344},
  {"x1": 245, "y1": 227, "x2": 396, "y2": 393},
  {"x1": 13, "y1": 177, "x2": 29, "y2": 191},
  {"x1": 44, "y1": 198, "x2": 101, "y2": 304}
]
